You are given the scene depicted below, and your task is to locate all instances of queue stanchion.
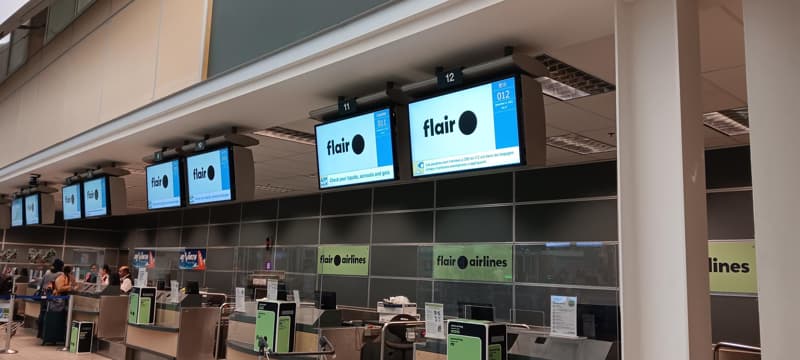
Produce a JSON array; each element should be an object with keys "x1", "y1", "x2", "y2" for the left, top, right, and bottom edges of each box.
[
  {"x1": 60, "y1": 295, "x2": 73, "y2": 352},
  {"x1": 0, "y1": 293, "x2": 19, "y2": 355}
]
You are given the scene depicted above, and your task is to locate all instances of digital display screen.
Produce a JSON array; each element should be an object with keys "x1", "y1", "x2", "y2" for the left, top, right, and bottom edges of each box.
[
  {"x1": 62, "y1": 183, "x2": 82, "y2": 220},
  {"x1": 146, "y1": 159, "x2": 182, "y2": 210},
  {"x1": 186, "y1": 147, "x2": 233, "y2": 205},
  {"x1": 83, "y1": 177, "x2": 108, "y2": 217},
  {"x1": 315, "y1": 108, "x2": 396, "y2": 189},
  {"x1": 24, "y1": 194, "x2": 40, "y2": 225},
  {"x1": 11, "y1": 198, "x2": 23, "y2": 227},
  {"x1": 408, "y1": 76, "x2": 522, "y2": 177}
]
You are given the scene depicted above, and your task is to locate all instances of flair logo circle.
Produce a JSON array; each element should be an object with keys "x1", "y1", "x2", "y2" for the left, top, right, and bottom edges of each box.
[
  {"x1": 352, "y1": 134, "x2": 365, "y2": 155},
  {"x1": 457, "y1": 256, "x2": 469, "y2": 269},
  {"x1": 162, "y1": 175, "x2": 169, "y2": 188},
  {"x1": 458, "y1": 111, "x2": 477, "y2": 135},
  {"x1": 334, "y1": 255, "x2": 342, "y2": 266},
  {"x1": 207, "y1": 165, "x2": 215, "y2": 181},
  {"x1": 93, "y1": 189, "x2": 99, "y2": 200}
]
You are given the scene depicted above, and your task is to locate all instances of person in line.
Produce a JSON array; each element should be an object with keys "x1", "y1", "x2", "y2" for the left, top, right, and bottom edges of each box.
[
  {"x1": 39, "y1": 259, "x2": 64, "y2": 292},
  {"x1": 37, "y1": 259, "x2": 64, "y2": 339},
  {"x1": 119, "y1": 266, "x2": 132, "y2": 294},
  {"x1": 84, "y1": 264, "x2": 98, "y2": 283},
  {"x1": 99, "y1": 264, "x2": 111, "y2": 285},
  {"x1": 53, "y1": 266, "x2": 75, "y2": 295}
]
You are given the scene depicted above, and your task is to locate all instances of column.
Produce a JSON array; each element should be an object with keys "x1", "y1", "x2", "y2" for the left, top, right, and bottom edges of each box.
[
  {"x1": 616, "y1": 0, "x2": 712, "y2": 359},
  {"x1": 742, "y1": 1, "x2": 800, "y2": 358}
]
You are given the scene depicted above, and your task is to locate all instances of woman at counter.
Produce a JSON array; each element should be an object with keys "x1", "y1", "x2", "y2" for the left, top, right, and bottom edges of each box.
[
  {"x1": 99, "y1": 264, "x2": 110, "y2": 286},
  {"x1": 53, "y1": 266, "x2": 75, "y2": 295}
]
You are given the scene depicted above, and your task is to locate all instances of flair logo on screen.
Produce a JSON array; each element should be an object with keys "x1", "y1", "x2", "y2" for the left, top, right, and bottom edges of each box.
[
  {"x1": 422, "y1": 111, "x2": 478, "y2": 138},
  {"x1": 436, "y1": 255, "x2": 508, "y2": 270},
  {"x1": 87, "y1": 189, "x2": 100, "y2": 200},
  {"x1": 65, "y1": 194, "x2": 76, "y2": 205},
  {"x1": 326, "y1": 134, "x2": 365, "y2": 156},
  {"x1": 193, "y1": 166, "x2": 215, "y2": 181},
  {"x1": 26, "y1": 203, "x2": 34, "y2": 212},
  {"x1": 150, "y1": 174, "x2": 169, "y2": 189}
]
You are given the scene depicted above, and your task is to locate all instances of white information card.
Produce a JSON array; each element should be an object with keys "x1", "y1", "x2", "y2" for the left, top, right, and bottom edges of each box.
[
  {"x1": 170, "y1": 280, "x2": 180, "y2": 303},
  {"x1": 424, "y1": 303, "x2": 445, "y2": 339},
  {"x1": 267, "y1": 279, "x2": 278, "y2": 300},
  {"x1": 550, "y1": 295, "x2": 578, "y2": 337},
  {"x1": 136, "y1": 269, "x2": 148, "y2": 287},
  {"x1": 235, "y1": 287, "x2": 246, "y2": 312}
]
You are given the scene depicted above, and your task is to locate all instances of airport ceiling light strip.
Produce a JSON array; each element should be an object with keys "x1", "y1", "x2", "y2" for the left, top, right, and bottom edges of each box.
[
  {"x1": 534, "y1": 54, "x2": 616, "y2": 101},
  {"x1": 252, "y1": 127, "x2": 316, "y2": 145},
  {"x1": 704, "y1": 107, "x2": 749, "y2": 136},
  {"x1": 546, "y1": 133, "x2": 616, "y2": 155}
]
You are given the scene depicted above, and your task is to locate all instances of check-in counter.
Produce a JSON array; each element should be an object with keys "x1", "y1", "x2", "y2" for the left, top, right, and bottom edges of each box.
[
  {"x1": 21, "y1": 284, "x2": 39, "y2": 328},
  {"x1": 226, "y1": 303, "x2": 394, "y2": 359},
  {"x1": 124, "y1": 291, "x2": 220, "y2": 360},
  {"x1": 71, "y1": 283, "x2": 126, "y2": 339}
]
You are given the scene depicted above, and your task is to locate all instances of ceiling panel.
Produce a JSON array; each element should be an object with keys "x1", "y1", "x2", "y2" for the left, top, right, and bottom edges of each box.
[
  {"x1": 701, "y1": 78, "x2": 745, "y2": 113},
  {"x1": 544, "y1": 34, "x2": 615, "y2": 84},
  {"x1": 568, "y1": 92, "x2": 616, "y2": 121},
  {"x1": 545, "y1": 102, "x2": 616, "y2": 133},
  {"x1": 703, "y1": 66, "x2": 747, "y2": 103},
  {"x1": 699, "y1": 4, "x2": 745, "y2": 73}
]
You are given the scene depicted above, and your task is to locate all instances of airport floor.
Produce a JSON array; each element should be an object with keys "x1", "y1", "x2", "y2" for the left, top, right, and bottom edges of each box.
[{"x1": 1, "y1": 333, "x2": 109, "y2": 359}]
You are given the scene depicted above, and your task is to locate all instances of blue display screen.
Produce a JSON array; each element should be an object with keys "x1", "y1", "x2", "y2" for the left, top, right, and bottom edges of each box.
[
  {"x1": 24, "y1": 194, "x2": 40, "y2": 225},
  {"x1": 84, "y1": 177, "x2": 108, "y2": 217},
  {"x1": 315, "y1": 108, "x2": 396, "y2": 189},
  {"x1": 146, "y1": 159, "x2": 182, "y2": 210},
  {"x1": 10, "y1": 198, "x2": 23, "y2": 227},
  {"x1": 408, "y1": 76, "x2": 522, "y2": 177},
  {"x1": 186, "y1": 148, "x2": 233, "y2": 205},
  {"x1": 62, "y1": 183, "x2": 82, "y2": 220}
]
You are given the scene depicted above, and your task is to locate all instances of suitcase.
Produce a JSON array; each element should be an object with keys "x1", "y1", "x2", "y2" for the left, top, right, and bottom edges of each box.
[{"x1": 40, "y1": 309, "x2": 67, "y2": 345}]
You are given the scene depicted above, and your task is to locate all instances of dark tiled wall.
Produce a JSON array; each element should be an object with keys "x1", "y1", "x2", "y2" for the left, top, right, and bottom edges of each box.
[{"x1": 0, "y1": 215, "x2": 124, "y2": 271}]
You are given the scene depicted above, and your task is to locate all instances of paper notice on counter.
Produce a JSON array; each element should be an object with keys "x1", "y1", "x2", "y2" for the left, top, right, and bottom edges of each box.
[
  {"x1": 170, "y1": 280, "x2": 180, "y2": 303},
  {"x1": 425, "y1": 303, "x2": 445, "y2": 339},
  {"x1": 550, "y1": 295, "x2": 578, "y2": 337},
  {"x1": 235, "y1": 287, "x2": 246, "y2": 312},
  {"x1": 267, "y1": 279, "x2": 278, "y2": 300},
  {"x1": 136, "y1": 269, "x2": 147, "y2": 287}
]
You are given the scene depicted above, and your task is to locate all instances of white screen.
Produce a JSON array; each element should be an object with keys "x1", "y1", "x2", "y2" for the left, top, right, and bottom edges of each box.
[
  {"x1": 315, "y1": 108, "x2": 395, "y2": 188},
  {"x1": 62, "y1": 183, "x2": 82, "y2": 220},
  {"x1": 186, "y1": 148, "x2": 233, "y2": 205},
  {"x1": 408, "y1": 77, "x2": 521, "y2": 177},
  {"x1": 24, "y1": 194, "x2": 39, "y2": 225},
  {"x1": 146, "y1": 159, "x2": 182, "y2": 209},
  {"x1": 83, "y1": 177, "x2": 108, "y2": 217},
  {"x1": 11, "y1": 198, "x2": 23, "y2": 227}
]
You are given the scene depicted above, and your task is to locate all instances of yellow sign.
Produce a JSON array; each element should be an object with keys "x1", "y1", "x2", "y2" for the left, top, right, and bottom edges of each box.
[{"x1": 708, "y1": 241, "x2": 757, "y2": 294}]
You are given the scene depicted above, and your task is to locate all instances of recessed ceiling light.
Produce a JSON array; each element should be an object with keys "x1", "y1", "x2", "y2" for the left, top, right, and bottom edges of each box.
[
  {"x1": 546, "y1": 133, "x2": 616, "y2": 155},
  {"x1": 255, "y1": 184, "x2": 295, "y2": 193},
  {"x1": 704, "y1": 107, "x2": 749, "y2": 136},
  {"x1": 253, "y1": 127, "x2": 316, "y2": 145},
  {"x1": 534, "y1": 54, "x2": 616, "y2": 101}
]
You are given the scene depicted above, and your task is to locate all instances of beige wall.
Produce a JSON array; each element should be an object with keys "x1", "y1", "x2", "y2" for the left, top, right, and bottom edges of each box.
[{"x1": 0, "y1": 0, "x2": 207, "y2": 167}]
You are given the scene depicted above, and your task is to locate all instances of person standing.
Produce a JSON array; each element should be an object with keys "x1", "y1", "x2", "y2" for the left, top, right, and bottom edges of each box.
[
  {"x1": 99, "y1": 264, "x2": 110, "y2": 286},
  {"x1": 84, "y1": 264, "x2": 98, "y2": 283},
  {"x1": 53, "y1": 266, "x2": 75, "y2": 295},
  {"x1": 119, "y1": 266, "x2": 133, "y2": 294}
]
